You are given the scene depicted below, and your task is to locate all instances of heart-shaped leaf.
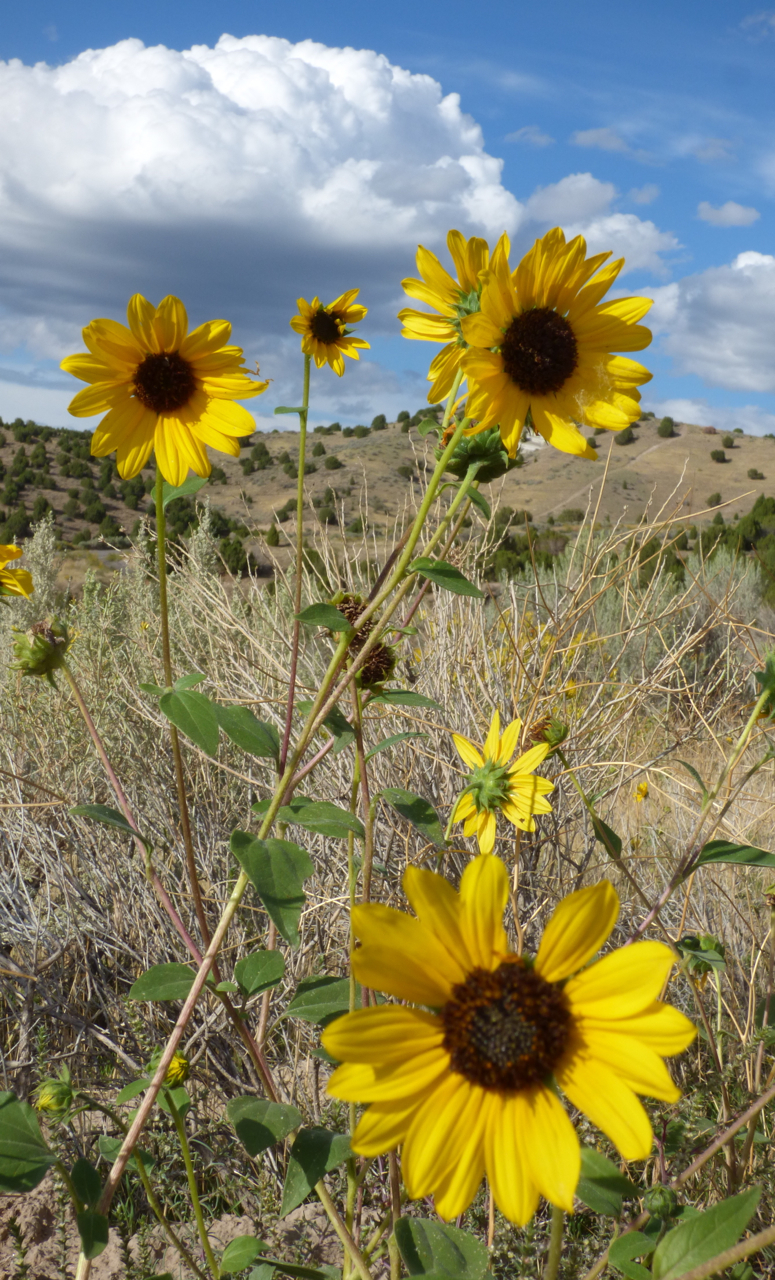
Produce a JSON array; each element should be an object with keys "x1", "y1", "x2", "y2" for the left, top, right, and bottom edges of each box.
[
  {"x1": 231, "y1": 832, "x2": 313, "y2": 947},
  {"x1": 160, "y1": 689, "x2": 220, "y2": 755},
  {"x1": 281, "y1": 1127, "x2": 352, "y2": 1216},
  {"x1": 381, "y1": 787, "x2": 447, "y2": 848},
  {"x1": 227, "y1": 1097, "x2": 302, "y2": 1156},
  {"x1": 408, "y1": 557, "x2": 484, "y2": 598},
  {"x1": 129, "y1": 963, "x2": 196, "y2": 1002},
  {"x1": 234, "y1": 950, "x2": 285, "y2": 997}
]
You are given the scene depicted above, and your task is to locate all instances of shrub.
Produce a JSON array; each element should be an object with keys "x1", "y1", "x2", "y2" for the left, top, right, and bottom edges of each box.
[
  {"x1": 312, "y1": 442, "x2": 326, "y2": 456},
  {"x1": 710, "y1": 449, "x2": 726, "y2": 463},
  {"x1": 748, "y1": 468, "x2": 764, "y2": 480},
  {"x1": 83, "y1": 500, "x2": 107, "y2": 523},
  {"x1": 31, "y1": 495, "x2": 52, "y2": 521},
  {"x1": 342, "y1": 427, "x2": 354, "y2": 437},
  {"x1": 615, "y1": 425, "x2": 634, "y2": 445},
  {"x1": 303, "y1": 462, "x2": 317, "y2": 475},
  {"x1": 721, "y1": 434, "x2": 735, "y2": 449},
  {"x1": 371, "y1": 414, "x2": 387, "y2": 430},
  {"x1": 264, "y1": 523, "x2": 280, "y2": 546},
  {"x1": 324, "y1": 456, "x2": 343, "y2": 470},
  {"x1": 346, "y1": 515, "x2": 365, "y2": 534},
  {"x1": 707, "y1": 492, "x2": 722, "y2": 507},
  {"x1": 329, "y1": 422, "x2": 341, "y2": 432},
  {"x1": 0, "y1": 502, "x2": 30, "y2": 541},
  {"x1": 317, "y1": 506, "x2": 337, "y2": 525},
  {"x1": 712, "y1": 512, "x2": 725, "y2": 526},
  {"x1": 64, "y1": 497, "x2": 81, "y2": 518},
  {"x1": 397, "y1": 410, "x2": 410, "y2": 422},
  {"x1": 401, "y1": 420, "x2": 411, "y2": 433},
  {"x1": 251, "y1": 441, "x2": 272, "y2": 465},
  {"x1": 210, "y1": 466, "x2": 228, "y2": 484},
  {"x1": 277, "y1": 451, "x2": 291, "y2": 464},
  {"x1": 558, "y1": 507, "x2": 586, "y2": 524},
  {"x1": 240, "y1": 458, "x2": 255, "y2": 475},
  {"x1": 658, "y1": 417, "x2": 674, "y2": 438},
  {"x1": 283, "y1": 462, "x2": 298, "y2": 478},
  {"x1": 353, "y1": 425, "x2": 370, "y2": 438},
  {"x1": 99, "y1": 514, "x2": 122, "y2": 539},
  {"x1": 397, "y1": 465, "x2": 414, "y2": 479}
]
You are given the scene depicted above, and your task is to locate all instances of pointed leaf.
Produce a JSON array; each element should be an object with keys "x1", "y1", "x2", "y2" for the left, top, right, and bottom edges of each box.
[
  {"x1": 216, "y1": 706, "x2": 280, "y2": 760},
  {"x1": 281, "y1": 1127, "x2": 352, "y2": 1216},
  {"x1": 651, "y1": 1187, "x2": 761, "y2": 1279},
  {"x1": 274, "y1": 406, "x2": 305, "y2": 414},
  {"x1": 157, "y1": 1085, "x2": 190, "y2": 1118},
  {"x1": 129, "y1": 963, "x2": 196, "y2": 1002},
  {"x1": 608, "y1": 1233, "x2": 655, "y2": 1279},
  {"x1": 71, "y1": 1158, "x2": 102, "y2": 1209},
  {"x1": 139, "y1": 682, "x2": 165, "y2": 695},
  {"x1": 160, "y1": 689, "x2": 220, "y2": 755},
  {"x1": 365, "y1": 731, "x2": 427, "y2": 761},
  {"x1": 381, "y1": 787, "x2": 447, "y2": 848},
  {"x1": 97, "y1": 1134, "x2": 156, "y2": 1173},
  {"x1": 395, "y1": 1218, "x2": 490, "y2": 1278},
  {"x1": 234, "y1": 950, "x2": 285, "y2": 997},
  {"x1": 276, "y1": 797, "x2": 364, "y2": 840},
  {"x1": 467, "y1": 488, "x2": 491, "y2": 520},
  {"x1": 150, "y1": 475, "x2": 208, "y2": 508},
  {"x1": 0, "y1": 1092, "x2": 57, "y2": 1193},
  {"x1": 576, "y1": 1145, "x2": 637, "y2": 1217},
  {"x1": 297, "y1": 701, "x2": 355, "y2": 753},
  {"x1": 677, "y1": 760, "x2": 709, "y2": 802},
  {"x1": 174, "y1": 672, "x2": 207, "y2": 690},
  {"x1": 116, "y1": 1078, "x2": 148, "y2": 1104},
  {"x1": 227, "y1": 1097, "x2": 302, "y2": 1157},
  {"x1": 285, "y1": 976, "x2": 354, "y2": 1026},
  {"x1": 370, "y1": 690, "x2": 442, "y2": 710},
  {"x1": 69, "y1": 803, "x2": 150, "y2": 852},
  {"x1": 76, "y1": 1210, "x2": 109, "y2": 1260},
  {"x1": 231, "y1": 831, "x2": 313, "y2": 947},
  {"x1": 220, "y1": 1236, "x2": 268, "y2": 1274},
  {"x1": 296, "y1": 604, "x2": 353, "y2": 632},
  {"x1": 591, "y1": 815, "x2": 622, "y2": 861},
  {"x1": 695, "y1": 840, "x2": 775, "y2": 870},
  {"x1": 408, "y1": 557, "x2": 484, "y2": 598}
]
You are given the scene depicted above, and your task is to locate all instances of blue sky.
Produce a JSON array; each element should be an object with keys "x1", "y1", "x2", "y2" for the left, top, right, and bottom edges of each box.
[{"x1": 1, "y1": 0, "x2": 774, "y2": 432}]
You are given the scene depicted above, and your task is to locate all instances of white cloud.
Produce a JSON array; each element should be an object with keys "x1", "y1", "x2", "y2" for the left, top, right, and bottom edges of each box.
[
  {"x1": 698, "y1": 200, "x2": 760, "y2": 226},
  {"x1": 741, "y1": 11, "x2": 775, "y2": 38},
  {"x1": 650, "y1": 251, "x2": 775, "y2": 392},
  {"x1": 506, "y1": 125, "x2": 554, "y2": 146},
  {"x1": 691, "y1": 137, "x2": 736, "y2": 163},
  {"x1": 629, "y1": 184, "x2": 660, "y2": 205},
  {"x1": 571, "y1": 127, "x2": 629, "y2": 153},
  {"x1": 645, "y1": 396, "x2": 775, "y2": 437},
  {"x1": 525, "y1": 173, "x2": 616, "y2": 223}
]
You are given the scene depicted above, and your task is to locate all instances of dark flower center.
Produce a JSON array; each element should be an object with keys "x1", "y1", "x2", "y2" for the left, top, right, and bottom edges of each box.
[
  {"x1": 311, "y1": 308, "x2": 342, "y2": 344},
  {"x1": 442, "y1": 960, "x2": 571, "y2": 1091},
  {"x1": 133, "y1": 351, "x2": 197, "y2": 414},
  {"x1": 501, "y1": 307, "x2": 578, "y2": 396}
]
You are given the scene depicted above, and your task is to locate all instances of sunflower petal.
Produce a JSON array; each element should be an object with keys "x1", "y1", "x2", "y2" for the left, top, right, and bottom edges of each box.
[
  {"x1": 403, "y1": 866, "x2": 470, "y2": 967},
  {"x1": 557, "y1": 1053, "x2": 653, "y2": 1161},
  {"x1": 322, "y1": 1006, "x2": 443, "y2": 1064},
  {"x1": 482, "y1": 710, "x2": 501, "y2": 761},
  {"x1": 576, "y1": 1030, "x2": 681, "y2": 1101},
  {"x1": 485, "y1": 1093, "x2": 540, "y2": 1225},
  {"x1": 352, "y1": 1097, "x2": 423, "y2": 1156},
  {"x1": 521, "y1": 1086, "x2": 580, "y2": 1212},
  {"x1": 452, "y1": 732, "x2": 482, "y2": 770},
  {"x1": 401, "y1": 1075, "x2": 479, "y2": 1200},
  {"x1": 565, "y1": 940, "x2": 675, "y2": 1018},
  {"x1": 535, "y1": 881, "x2": 619, "y2": 983},
  {"x1": 459, "y1": 854, "x2": 509, "y2": 968},
  {"x1": 351, "y1": 904, "x2": 464, "y2": 1003},
  {"x1": 153, "y1": 295, "x2": 188, "y2": 351}
]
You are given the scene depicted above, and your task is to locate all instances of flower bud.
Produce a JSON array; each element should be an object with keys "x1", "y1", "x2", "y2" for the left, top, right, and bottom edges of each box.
[
  {"x1": 148, "y1": 1048, "x2": 190, "y2": 1087},
  {"x1": 11, "y1": 619, "x2": 70, "y2": 686},
  {"x1": 644, "y1": 1185, "x2": 679, "y2": 1220},
  {"x1": 33, "y1": 1066, "x2": 74, "y2": 1116},
  {"x1": 437, "y1": 426, "x2": 521, "y2": 485}
]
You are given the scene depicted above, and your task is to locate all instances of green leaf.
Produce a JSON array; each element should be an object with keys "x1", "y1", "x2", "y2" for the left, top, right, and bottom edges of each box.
[
  {"x1": 395, "y1": 1217, "x2": 490, "y2": 1278},
  {"x1": 651, "y1": 1187, "x2": 761, "y2": 1279},
  {"x1": 69, "y1": 803, "x2": 150, "y2": 851},
  {"x1": 365, "y1": 731, "x2": 427, "y2": 761},
  {"x1": 591, "y1": 815, "x2": 622, "y2": 861},
  {"x1": 227, "y1": 1097, "x2": 302, "y2": 1157},
  {"x1": 216, "y1": 706, "x2": 280, "y2": 761},
  {"x1": 274, "y1": 405, "x2": 304, "y2": 414},
  {"x1": 249, "y1": 1268, "x2": 276, "y2": 1280},
  {"x1": 381, "y1": 787, "x2": 447, "y2": 848},
  {"x1": 129, "y1": 963, "x2": 196, "y2": 1002},
  {"x1": 71, "y1": 1157, "x2": 101, "y2": 1209},
  {"x1": 281, "y1": 1127, "x2": 352, "y2": 1216},
  {"x1": 251, "y1": 1262, "x2": 337, "y2": 1280},
  {"x1": 220, "y1": 1235, "x2": 268, "y2": 1274},
  {"x1": 116, "y1": 1078, "x2": 148, "y2": 1104},
  {"x1": 157, "y1": 1085, "x2": 190, "y2": 1118},
  {"x1": 76, "y1": 1210, "x2": 109, "y2": 1260},
  {"x1": 96, "y1": 1135, "x2": 156, "y2": 1174},
  {"x1": 296, "y1": 604, "x2": 353, "y2": 632},
  {"x1": 0, "y1": 1092, "x2": 57, "y2": 1193},
  {"x1": 139, "y1": 682, "x2": 165, "y2": 695},
  {"x1": 285, "y1": 976, "x2": 353, "y2": 1026},
  {"x1": 231, "y1": 831, "x2": 314, "y2": 947},
  {"x1": 215, "y1": 981, "x2": 240, "y2": 993},
  {"x1": 174, "y1": 671, "x2": 206, "y2": 690},
  {"x1": 695, "y1": 840, "x2": 775, "y2": 870},
  {"x1": 408, "y1": 557, "x2": 484, "y2": 599},
  {"x1": 608, "y1": 1233, "x2": 655, "y2": 1279},
  {"x1": 416, "y1": 417, "x2": 439, "y2": 438},
  {"x1": 150, "y1": 475, "x2": 208, "y2": 508},
  {"x1": 160, "y1": 688, "x2": 220, "y2": 755},
  {"x1": 467, "y1": 487, "x2": 491, "y2": 520},
  {"x1": 234, "y1": 950, "x2": 285, "y2": 997},
  {"x1": 297, "y1": 701, "x2": 355, "y2": 753},
  {"x1": 276, "y1": 797, "x2": 364, "y2": 840},
  {"x1": 369, "y1": 689, "x2": 442, "y2": 710},
  {"x1": 576, "y1": 1146, "x2": 637, "y2": 1217},
  {"x1": 677, "y1": 760, "x2": 709, "y2": 802}
]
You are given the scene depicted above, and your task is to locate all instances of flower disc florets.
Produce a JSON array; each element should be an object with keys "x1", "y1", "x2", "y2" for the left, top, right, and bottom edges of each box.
[{"x1": 133, "y1": 351, "x2": 197, "y2": 413}]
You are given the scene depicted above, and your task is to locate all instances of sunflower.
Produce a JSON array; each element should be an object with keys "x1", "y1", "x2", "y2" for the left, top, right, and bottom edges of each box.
[
  {"x1": 461, "y1": 228, "x2": 653, "y2": 457},
  {"x1": 451, "y1": 710, "x2": 553, "y2": 853},
  {"x1": 399, "y1": 230, "x2": 504, "y2": 402},
  {"x1": 0, "y1": 545, "x2": 33, "y2": 598},
  {"x1": 323, "y1": 857, "x2": 695, "y2": 1224},
  {"x1": 290, "y1": 290, "x2": 369, "y2": 375},
  {"x1": 60, "y1": 295, "x2": 269, "y2": 487}
]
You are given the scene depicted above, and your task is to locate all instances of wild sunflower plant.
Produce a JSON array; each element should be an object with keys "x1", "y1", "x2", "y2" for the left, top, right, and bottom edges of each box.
[{"x1": 2, "y1": 228, "x2": 774, "y2": 1280}]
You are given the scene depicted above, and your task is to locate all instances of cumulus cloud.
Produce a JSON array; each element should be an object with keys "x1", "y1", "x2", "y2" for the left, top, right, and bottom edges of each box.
[
  {"x1": 505, "y1": 125, "x2": 554, "y2": 146},
  {"x1": 698, "y1": 200, "x2": 760, "y2": 226},
  {"x1": 571, "y1": 127, "x2": 629, "y2": 153},
  {"x1": 650, "y1": 251, "x2": 775, "y2": 392},
  {"x1": 646, "y1": 396, "x2": 775, "y2": 437}
]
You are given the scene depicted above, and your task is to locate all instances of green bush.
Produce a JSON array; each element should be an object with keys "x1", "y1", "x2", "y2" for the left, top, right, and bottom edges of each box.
[
  {"x1": 324, "y1": 455, "x2": 343, "y2": 470},
  {"x1": 346, "y1": 515, "x2": 365, "y2": 534},
  {"x1": 710, "y1": 449, "x2": 726, "y2": 463},
  {"x1": 283, "y1": 462, "x2": 298, "y2": 478},
  {"x1": 615, "y1": 425, "x2": 634, "y2": 446},
  {"x1": 0, "y1": 503, "x2": 30, "y2": 541},
  {"x1": 264, "y1": 523, "x2": 280, "y2": 546},
  {"x1": 558, "y1": 507, "x2": 585, "y2": 524},
  {"x1": 99, "y1": 514, "x2": 122, "y2": 539},
  {"x1": 210, "y1": 466, "x2": 228, "y2": 484},
  {"x1": 83, "y1": 499, "x2": 107, "y2": 523},
  {"x1": 722, "y1": 434, "x2": 735, "y2": 449},
  {"x1": 312, "y1": 442, "x2": 326, "y2": 456},
  {"x1": 371, "y1": 414, "x2": 387, "y2": 430},
  {"x1": 397, "y1": 465, "x2": 414, "y2": 479},
  {"x1": 707, "y1": 492, "x2": 722, "y2": 507},
  {"x1": 353, "y1": 425, "x2": 370, "y2": 438},
  {"x1": 397, "y1": 410, "x2": 410, "y2": 422},
  {"x1": 658, "y1": 417, "x2": 674, "y2": 438},
  {"x1": 401, "y1": 420, "x2": 411, "y2": 433},
  {"x1": 748, "y1": 468, "x2": 764, "y2": 480},
  {"x1": 63, "y1": 497, "x2": 81, "y2": 518},
  {"x1": 317, "y1": 506, "x2": 337, "y2": 525}
]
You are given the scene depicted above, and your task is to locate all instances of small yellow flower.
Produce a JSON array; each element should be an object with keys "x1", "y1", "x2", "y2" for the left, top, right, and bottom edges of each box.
[
  {"x1": 0, "y1": 544, "x2": 33, "y2": 598},
  {"x1": 33, "y1": 1066, "x2": 73, "y2": 1115},
  {"x1": 635, "y1": 780, "x2": 649, "y2": 803},
  {"x1": 61, "y1": 294, "x2": 268, "y2": 487},
  {"x1": 461, "y1": 227, "x2": 653, "y2": 458},
  {"x1": 323, "y1": 856, "x2": 696, "y2": 1224},
  {"x1": 148, "y1": 1048, "x2": 190, "y2": 1087},
  {"x1": 451, "y1": 710, "x2": 554, "y2": 854},
  {"x1": 290, "y1": 290, "x2": 369, "y2": 375}
]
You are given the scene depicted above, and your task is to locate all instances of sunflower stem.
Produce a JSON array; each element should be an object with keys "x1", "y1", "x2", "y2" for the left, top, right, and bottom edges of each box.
[
  {"x1": 279, "y1": 352, "x2": 311, "y2": 773},
  {"x1": 156, "y1": 475, "x2": 218, "y2": 965},
  {"x1": 166, "y1": 1087, "x2": 221, "y2": 1278},
  {"x1": 543, "y1": 1205, "x2": 564, "y2": 1280}
]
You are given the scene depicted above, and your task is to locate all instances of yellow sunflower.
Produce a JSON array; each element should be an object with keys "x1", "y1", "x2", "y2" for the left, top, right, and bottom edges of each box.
[
  {"x1": 399, "y1": 230, "x2": 504, "y2": 402},
  {"x1": 323, "y1": 856, "x2": 695, "y2": 1224},
  {"x1": 451, "y1": 709, "x2": 553, "y2": 853},
  {"x1": 461, "y1": 228, "x2": 653, "y2": 457},
  {"x1": 290, "y1": 289, "x2": 369, "y2": 375},
  {"x1": 0, "y1": 545, "x2": 33, "y2": 598},
  {"x1": 60, "y1": 294, "x2": 269, "y2": 487}
]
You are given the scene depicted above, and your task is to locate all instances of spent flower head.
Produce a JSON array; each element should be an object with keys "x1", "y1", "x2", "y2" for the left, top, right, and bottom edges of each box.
[
  {"x1": 290, "y1": 290, "x2": 369, "y2": 375},
  {"x1": 61, "y1": 294, "x2": 268, "y2": 487},
  {"x1": 323, "y1": 855, "x2": 696, "y2": 1223},
  {"x1": 451, "y1": 709, "x2": 554, "y2": 853},
  {"x1": 12, "y1": 619, "x2": 70, "y2": 687},
  {"x1": 0, "y1": 544, "x2": 33, "y2": 599}
]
